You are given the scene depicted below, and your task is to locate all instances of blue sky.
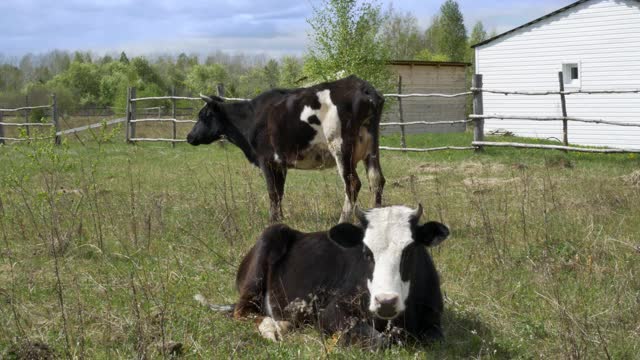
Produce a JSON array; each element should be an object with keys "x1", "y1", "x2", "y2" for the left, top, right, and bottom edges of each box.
[{"x1": 0, "y1": 0, "x2": 575, "y2": 58}]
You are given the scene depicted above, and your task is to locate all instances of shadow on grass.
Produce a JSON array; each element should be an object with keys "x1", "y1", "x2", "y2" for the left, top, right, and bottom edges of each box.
[{"x1": 417, "y1": 308, "x2": 516, "y2": 359}]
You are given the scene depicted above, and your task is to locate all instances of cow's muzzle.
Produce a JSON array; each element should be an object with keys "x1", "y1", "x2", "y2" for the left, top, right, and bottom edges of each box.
[
  {"x1": 186, "y1": 133, "x2": 199, "y2": 145},
  {"x1": 373, "y1": 293, "x2": 401, "y2": 320}
]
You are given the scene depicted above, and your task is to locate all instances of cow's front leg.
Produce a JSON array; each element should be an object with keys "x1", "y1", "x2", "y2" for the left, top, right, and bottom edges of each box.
[{"x1": 260, "y1": 161, "x2": 287, "y2": 223}]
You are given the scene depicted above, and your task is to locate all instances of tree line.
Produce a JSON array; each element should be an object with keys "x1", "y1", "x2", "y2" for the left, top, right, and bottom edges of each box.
[
  {"x1": 0, "y1": 0, "x2": 492, "y2": 116},
  {"x1": 0, "y1": 50, "x2": 304, "y2": 115}
]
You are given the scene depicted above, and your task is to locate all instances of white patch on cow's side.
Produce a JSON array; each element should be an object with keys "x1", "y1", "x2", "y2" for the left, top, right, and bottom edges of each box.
[
  {"x1": 273, "y1": 153, "x2": 281, "y2": 164},
  {"x1": 362, "y1": 206, "x2": 417, "y2": 316},
  {"x1": 313, "y1": 88, "x2": 351, "y2": 219},
  {"x1": 291, "y1": 89, "x2": 344, "y2": 170},
  {"x1": 316, "y1": 89, "x2": 341, "y2": 142},
  {"x1": 300, "y1": 105, "x2": 318, "y2": 123}
]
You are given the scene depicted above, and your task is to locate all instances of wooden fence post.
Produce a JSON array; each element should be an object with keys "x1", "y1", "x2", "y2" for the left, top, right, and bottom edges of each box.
[
  {"x1": 397, "y1": 75, "x2": 407, "y2": 149},
  {"x1": 51, "y1": 94, "x2": 60, "y2": 145},
  {"x1": 125, "y1": 87, "x2": 131, "y2": 143},
  {"x1": 0, "y1": 112, "x2": 4, "y2": 145},
  {"x1": 472, "y1": 74, "x2": 485, "y2": 152},
  {"x1": 24, "y1": 94, "x2": 30, "y2": 139},
  {"x1": 171, "y1": 87, "x2": 177, "y2": 148},
  {"x1": 130, "y1": 87, "x2": 137, "y2": 142},
  {"x1": 558, "y1": 71, "x2": 569, "y2": 148}
]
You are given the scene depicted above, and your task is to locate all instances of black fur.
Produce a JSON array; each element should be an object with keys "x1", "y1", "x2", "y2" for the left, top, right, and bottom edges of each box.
[
  {"x1": 187, "y1": 75, "x2": 386, "y2": 223},
  {"x1": 234, "y1": 217, "x2": 449, "y2": 345}
]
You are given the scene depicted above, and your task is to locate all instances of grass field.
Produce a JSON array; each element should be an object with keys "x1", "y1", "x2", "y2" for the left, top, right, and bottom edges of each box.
[{"x1": 1, "y1": 131, "x2": 639, "y2": 359}]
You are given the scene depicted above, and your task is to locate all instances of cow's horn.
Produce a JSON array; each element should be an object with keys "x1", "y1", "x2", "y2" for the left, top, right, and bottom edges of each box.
[
  {"x1": 355, "y1": 206, "x2": 368, "y2": 225},
  {"x1": 200, "y1": 93, "x2": 213, "y2": 103},
  {"x1": 411, "y1": 203, "x2": 423, "y2": 220}
]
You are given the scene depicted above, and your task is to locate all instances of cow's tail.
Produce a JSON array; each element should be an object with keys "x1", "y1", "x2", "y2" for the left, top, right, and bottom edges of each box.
[{"x1": 194, "y1": 293, "x2": 235, "y2": 313}]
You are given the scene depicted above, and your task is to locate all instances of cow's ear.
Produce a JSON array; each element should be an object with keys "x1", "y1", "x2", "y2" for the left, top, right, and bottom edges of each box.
[
  {"x1": 328, "y1": 223, "x2": 364, "y2": 248},
  {"x1": 416, "y1": 222, "x2": 449, "y2": 247},
  {"x1": 200, "y1": 94, "x2": 223, "y2": 111}
]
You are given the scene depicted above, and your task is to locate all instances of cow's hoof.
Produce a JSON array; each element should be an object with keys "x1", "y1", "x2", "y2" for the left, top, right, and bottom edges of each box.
[{"x1": 258, "y1": 317, "x2": 291, "y2": 342}]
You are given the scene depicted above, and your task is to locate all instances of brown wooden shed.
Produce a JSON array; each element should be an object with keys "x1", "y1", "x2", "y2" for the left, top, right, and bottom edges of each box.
[{"x1": 384, "y1": 60, "x2": 470, "y2": 134}]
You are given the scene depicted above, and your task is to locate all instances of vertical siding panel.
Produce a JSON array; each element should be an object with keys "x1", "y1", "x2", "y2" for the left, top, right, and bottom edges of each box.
[
  {"x1": 385, "y1": 63, "x2": 468, "y2": 135},
  {"x1": 475, "y1": 0, "x2": 640, "y2": 149}
]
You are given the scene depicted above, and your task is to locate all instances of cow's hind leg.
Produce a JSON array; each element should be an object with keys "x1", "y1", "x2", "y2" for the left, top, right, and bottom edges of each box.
[
  {"x1": 336, "y1": 148, "x2": 361, "y2": 223},
  {"x1": 365, "y1": 100, "x2": 385, "y2": 207},
  {"x1": 257, "y1": 317, "x2": 293, "y2": 342},
  {"x1": 234, "y1": 225, "x2": 293, "y2": 319},
  {"x1": 364, "y1": 152, "x2": 385, "y2": 207},
  {"x1": 260, "y1": 161, "x2": 287, "y2": 223}
]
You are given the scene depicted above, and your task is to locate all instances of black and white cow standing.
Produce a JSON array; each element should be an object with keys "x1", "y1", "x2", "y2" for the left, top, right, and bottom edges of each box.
[
  {"x1": 186, "y1": 75, "x2": 386, "y2": 223},
  {"x1": 224, "y1": 205, "x2": 450, "y2": 346}
]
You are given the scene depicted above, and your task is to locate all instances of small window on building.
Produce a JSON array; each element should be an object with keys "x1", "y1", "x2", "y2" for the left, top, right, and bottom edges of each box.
[
  {"x1": 571, "y1": 66, "x2": 579, "y2": 80},
  {"x1": 563, "y1": 63, "x2": 580, "y2": 87}
]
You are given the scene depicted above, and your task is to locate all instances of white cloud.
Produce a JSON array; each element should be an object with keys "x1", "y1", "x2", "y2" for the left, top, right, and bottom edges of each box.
[{"x1": 0, "y1": 0, "x2": 578, "y2": 57}]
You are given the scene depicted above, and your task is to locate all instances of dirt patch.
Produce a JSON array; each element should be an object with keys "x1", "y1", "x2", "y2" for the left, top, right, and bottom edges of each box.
[
  {"x1": 4, "y1": 340, "x2": 56, "y2": 360},
  {"x1": 56, "y1": 188, "x2": 83, "y2": 196},
  {"x1": 459, "y1": 161, "x2": 507, "y2": 176},
  {"x1": 390, "y1": 175, "x2": 436, "y2": 188},
  {"x1": 412, "y1": 163, "x2": 453, "y2": 173},
  {"x1": 155, "y1": 341, "x2": 184, "y2": 357},
  {"x1": 621, "y1": 170, "x2": 640, "y2": 187},
  {"x1": 462, "y1": 177, "x2": 518, "y2": 192},
  {"x1": 545, "y1": 157, "x2": 574, "y2": 169},
  {"x1": 412, "y1": 161, "x2": 506, "y2": 176}
]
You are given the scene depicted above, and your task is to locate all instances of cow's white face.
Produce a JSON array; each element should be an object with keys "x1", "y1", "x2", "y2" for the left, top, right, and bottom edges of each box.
[{"x1": 328, "y1": 205, "x2": 449, "y2": 320}]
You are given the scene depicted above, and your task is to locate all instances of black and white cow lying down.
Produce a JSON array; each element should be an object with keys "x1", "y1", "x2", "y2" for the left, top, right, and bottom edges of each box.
[
  {"x1": 207, "y1": 205, "x2": 450, "y2": 347},
  {"x1": 186, "y1": 75, "x2": 385, "y2": 223}
]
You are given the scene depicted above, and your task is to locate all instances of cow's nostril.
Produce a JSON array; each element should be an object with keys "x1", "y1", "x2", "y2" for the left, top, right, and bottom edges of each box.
[
  {"x1": 375, "y1": 294, "x2": 399, "y2": 307},
  {"x1": 374, "y1": 293, "x2": 400, "y2": 319}
]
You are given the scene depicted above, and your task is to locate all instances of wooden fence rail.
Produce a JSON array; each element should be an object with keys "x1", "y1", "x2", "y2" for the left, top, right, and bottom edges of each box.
[
  {"x1": 0, "y1": 105, "x2": 52, "y2": 112},
  {"x1": 130, "y1": 119, "x2": 197, "y2": 124},
  {"x1": 469, "y1": 114, "x2": 640, "y2": 127},
  {"x1": 380, "y1": 120, "x2": 472, "y2": 127},
  {"x1": 126, "y1": 87, "x2": 222, "y2": 144},
  {"x1": 383, "y1": 91, "x2": 472, "y2": 98},
  {"x1": 0, "y1": 96, "x2": 58, "y2": 145},
  {"x1": 472, "y1": 141, "x2": 640, "y2": 154},
  {"x1": 470, "y1": 88, "x2": 640, "y2": 96}
]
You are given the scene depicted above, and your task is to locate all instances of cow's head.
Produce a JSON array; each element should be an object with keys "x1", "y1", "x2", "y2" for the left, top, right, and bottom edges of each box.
[
  {"x1": 186, "y1": 94, "x2": 225, "y2": 146},
  {"x1": 328, "y1": 205, "x2": 449, "y2": 320}
]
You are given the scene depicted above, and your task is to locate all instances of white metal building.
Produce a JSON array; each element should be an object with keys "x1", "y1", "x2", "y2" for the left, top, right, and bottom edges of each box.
[{"x1": 473, "y1": 0, "x2": 640, "y2": 149}]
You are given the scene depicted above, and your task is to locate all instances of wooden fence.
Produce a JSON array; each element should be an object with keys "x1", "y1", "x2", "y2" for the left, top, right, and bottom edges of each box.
[
  {"x1": 379, "y1": 74, "x2": 474, "y2": 152},
  {"x1": 0, "y1": 95, "x2": 60, "y2": 145},
  {"x1": 124, "y1": 76, "x2": 640, "y2": 154},
  {"x1": 469, "y1": 73, "x2": 640, "y2": 154},
  {"x1": 4, "y1": 77, "x2": 638, "y2": 154},
  {"x1": 381, "y1": 73, "x2": 640, "y2": 154}
]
